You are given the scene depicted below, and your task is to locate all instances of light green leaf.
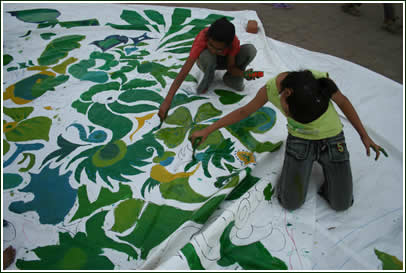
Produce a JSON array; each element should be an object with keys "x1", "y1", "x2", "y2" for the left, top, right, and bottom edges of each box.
[
  {"x1": 5, "y1": 117, "x2": 52, "y2": 142},
  {"x1": 166, "y1": 106, "x2": 193, "y2": 126},
  {"x1": 3, "y1": 106, "x2": 33, "y2": 122},
  {"x1": 112, "y1": 199, "x2": 145, "y2": 233},
  {"x1": 156, "y1": 126, "x2": 189, "y2": 149},
  {"x1": 194, "y1": 102, "x2": 222, "y2": 123}
]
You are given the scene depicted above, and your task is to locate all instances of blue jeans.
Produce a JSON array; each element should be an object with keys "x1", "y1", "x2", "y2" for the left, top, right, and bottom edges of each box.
[{"x1": 277, "y1": 131, "x2": 353, "y2": 211}]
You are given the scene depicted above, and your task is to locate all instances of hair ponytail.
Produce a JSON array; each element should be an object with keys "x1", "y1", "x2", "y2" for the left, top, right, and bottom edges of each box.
[{"x1": 317, "y1": 77, "x2": 338, "y2": 99}]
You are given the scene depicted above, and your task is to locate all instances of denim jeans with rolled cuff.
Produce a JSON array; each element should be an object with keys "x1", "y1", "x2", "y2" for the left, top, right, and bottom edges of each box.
[
  {"x1": 196, "y1": 44, "x2": 257, "y2": 93},
  {"x1": 277, "y1": 131, "x2": 353, "y2": 211}
]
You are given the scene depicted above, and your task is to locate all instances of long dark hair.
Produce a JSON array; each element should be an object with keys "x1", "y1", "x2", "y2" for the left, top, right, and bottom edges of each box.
[
  {"x1": 280, "y1": 70, "x2": 338, "y2": 123},
  {"x1": 206, "y1": 17, "x2": 235, "y2": 46}
]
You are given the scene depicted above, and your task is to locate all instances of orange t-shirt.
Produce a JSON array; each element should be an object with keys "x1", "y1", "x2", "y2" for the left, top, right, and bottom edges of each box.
[{"x1": 189, "y1": 28, "x2": 240, "y2": 59}]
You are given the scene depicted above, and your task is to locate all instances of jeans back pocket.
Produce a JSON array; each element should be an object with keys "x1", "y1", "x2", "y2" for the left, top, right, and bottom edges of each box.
[
  {"x1": 328, "y1": 141, "x2": 350, "y2": 162},
  {"x1": 286, "y1": 139, "x2": 310, "y2": 160}
]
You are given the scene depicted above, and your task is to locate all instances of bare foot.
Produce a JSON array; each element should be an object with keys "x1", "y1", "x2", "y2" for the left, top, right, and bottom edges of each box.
[{"x1": 3, "y1": 246, "x2": 16, "y2": 269}]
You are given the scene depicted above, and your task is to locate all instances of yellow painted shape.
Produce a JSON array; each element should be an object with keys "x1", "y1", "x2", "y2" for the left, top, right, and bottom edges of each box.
[
  {"x1": 52, "y1": 57, "x2": 78, "y2": 74},
  {"x1": 28, "y1": 66, "x2": 50, "y2": 72},
  {"x1": 237, "y1": 151, "x2": 256, "y2": 165},
  {"x1": 4, "y1": 121, "x2": 18, "y2": 133},
  {"x1": 130, "y1": 112, "x2": 156, "y2": 141},
  {"x1": 4, "y1": 85, "x2": 31, "y2": 104},
  {"x1": 4, "y1": 85, "x2": 14, "y2": 100},
  {"x1": 44, "y1": 106, "x2": 53, "y2": 110},
  {"x1": 150, "y1": 163, "x2": 201, "y2": 183}
]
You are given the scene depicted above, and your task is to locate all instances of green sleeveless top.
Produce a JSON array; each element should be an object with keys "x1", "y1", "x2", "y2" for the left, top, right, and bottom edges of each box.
[{"x1": 266, "y1": 70, "x2": 343, "y2": 140}]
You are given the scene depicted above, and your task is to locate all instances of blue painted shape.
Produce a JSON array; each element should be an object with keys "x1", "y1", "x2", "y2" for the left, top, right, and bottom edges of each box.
[
  {"x1": 67, "y1": 123, "x2": 107, "y2": 143},
  {"x1": 4, "y1": 173, "x2": 23, "y2": 190},
  {"x1": 129, "y1": 32, "x2": 154, "y2": 46},
  {"x1": 125, "y1": 47, "x2": 138, "y2": 55},
  {"x1": 257, "y1": 107, "x2": 276, "y2": 132},
  {"x1": 88, "y1": 130, "x2": 108, "y2": 143},
  {"x1": 9, "y1": 165, "x2": 77, "y2": 225},
  {"x1": 159, "y1": 157, "x2": 174, "y2": 166},
  {"x1": 3, "y1": 143, "x2": 44, "y2": 168}
]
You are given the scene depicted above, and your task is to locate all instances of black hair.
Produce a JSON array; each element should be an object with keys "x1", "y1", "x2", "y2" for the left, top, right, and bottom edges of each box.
[
  {"x1": 280, "y1": 70, "x2": 338, "y2": 123},
  {"x1": 207, "y1": 17, "x2": 235, "y2": 46}
]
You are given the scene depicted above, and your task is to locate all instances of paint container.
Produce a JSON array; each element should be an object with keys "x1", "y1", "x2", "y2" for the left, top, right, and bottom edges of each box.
[{"x1": 246, "y1": 20, "x2": 258, "y2": 34}]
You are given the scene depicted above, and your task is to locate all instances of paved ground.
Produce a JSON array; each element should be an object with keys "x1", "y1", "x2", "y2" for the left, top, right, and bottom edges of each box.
[{"x1": 125, "y1": 3, "x2": 403, "y2": 84}]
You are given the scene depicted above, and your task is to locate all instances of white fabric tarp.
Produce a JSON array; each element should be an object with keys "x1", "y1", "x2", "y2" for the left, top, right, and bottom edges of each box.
[{"x1": 2, "y1": 3, "x2": 403, "y2": 270}]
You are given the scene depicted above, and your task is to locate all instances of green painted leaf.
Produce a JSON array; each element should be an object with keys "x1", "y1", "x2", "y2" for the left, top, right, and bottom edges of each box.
[
  {"x1": 144, "y1": 10, "x2": 165, "y2": 27},
  {"x1": 162, "y1": 8, "x2": 191, "y2": 40},
  {"x1": 3, "y1": 139, "x2": 10, "y2": 155},
  {"x1": 226, "y1": 168, "x2": 260, "y2": 201},
  {"x1": 79, "y1": 82, "x2": 120, "y2": 101},
  {"x1": 191, "y1": 195, "x2": 227, "y2": 224},
  {"x1": 90, "y1": 52, "x2": 119, "y2": 71},
  {"x1": 17, "y1": 211, "x2": 137, "y2": 269},
  {"x1": 40, "y1": 32, "x2": 57, "y2": 40},
  {"x1": 160, "y1": 177, "x2": 209, "y2": 203},
  {"x1": 215, "y1": 89, "x2": 245, "y2": 105},
  {"x1": 218, "y1": 221, "x2": 288, "y2": 269},
  {"x1": 119, "y1": 202, "x2": 193, "y2": 259},
  {"x1": 166, "y1": 106, "x2": 193, "y2": 126},
  {"x1": 8, "y1": 9, "x2": 60, "y2": 24},
  {"x1": 3, "y1": 106, "x2": 33, "y2": 122},
  {"x1": 118, "y1": 89, "x2": 164, "y2": 104},
  {"x1": 31, "y1": 75, "x2": 69, "y2": 98},
  {"x1": 70, "y1": 184, "x2": 132, "y2": 222},
  {"x1": 3, "y1": 54, "x2": 13, "y2": 65},
  {"x1": 87, "y1": 103, "x2": 133, "y2": 141},
  {"x1": 5, "y1": 117, "x2": 52, "y2": 142},
  {"x1": 374, "y1": 249, "x2": 403, "y2": 270},
  {"x1": 121, "y1": 78, "x2": 157, "y2": 90},
  {"x1": 68, "y1": 59, "x2": 108, "y2": 83},
  {"x1": 58, "y1": 19, "x2": 99, "y2": 28},
  {"x1": 165, "y1": 47, "x2": 191, "y2": 54},
  {"x1": 108, "y1": 102, "x2": 158, "y2": 114},
  {"x1": 112, "y1": 199, "x2": 145, "y2": 233},
  {"x1": 181, "y1": 243, "x2": 205, "y2": 270},
  {"x1": 171, "y1": 93, "x2": 207, "y2": 108},
  {"x1": 194, "y1": 102, "x2": 222, "y2": 123},
  {"x1": 156, "y1": 126, "x2": 189, "y2": 149},
  {"x1": 38, "y1": 35, "x2": 85, "y2": 66},
  {"x1": 263, "y1": 183, "x2": 274, "y2": 201},
  {"x1": 190, "y1": 124, "x2": 224, "y2": 151}
]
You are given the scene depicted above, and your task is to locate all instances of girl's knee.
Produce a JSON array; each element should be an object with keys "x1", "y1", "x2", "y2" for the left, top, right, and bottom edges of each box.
[
  {"x1": 277, "y1": 193, "x2": 305, "y2": 211},
  {"x1": 329, "y1": 197, "x2": 353, "y2": 211}
]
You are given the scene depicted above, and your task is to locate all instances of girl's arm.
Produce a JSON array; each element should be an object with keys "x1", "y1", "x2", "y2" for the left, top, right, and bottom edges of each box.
[
  {"x1": 158, "y1": 57, "x2": 196, "y2": 121},
  {"x1": 227, "y1": 55, "x2": 244, "y2": 77},
  {"x1": 190, "y1": 86, "x2": 269, "y2": 147},
  {"x1": 331, "y1": 90, "x2": 383, "y2": 160}
]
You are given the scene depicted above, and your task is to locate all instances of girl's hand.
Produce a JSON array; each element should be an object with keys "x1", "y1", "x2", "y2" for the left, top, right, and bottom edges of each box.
[
  {"x1": 361, "y1": 135, "x2": 382, "y2": 161},
  {"x1": 189, "y1": 129, "x2": 210, "y2": 149}
]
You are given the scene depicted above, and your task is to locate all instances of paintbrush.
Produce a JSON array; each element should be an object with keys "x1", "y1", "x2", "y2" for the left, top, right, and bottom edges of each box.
[
  {"x1": 192, "y1": 136, "x2": 202, "y2": 161},
  {"x1": 152, "y1": 110, "x2": 168, "y2": 131}
]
